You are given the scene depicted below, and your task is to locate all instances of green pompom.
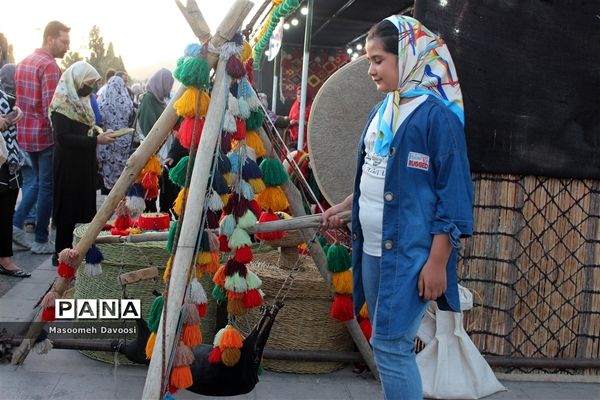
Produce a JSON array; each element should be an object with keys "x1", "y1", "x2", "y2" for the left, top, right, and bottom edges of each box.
[
  {"x1": 326, "y1": 244, "x2": 352, "y2": 272},
  {"x1": 169, "y1": 156, "x2": 190, "y2": 188},
  {"x1": 174, "y1": 57, "x2": 210, "y2": 89},
  {"x1": 212, "y1": 285, "x2": 226, "y2": 302},
  {"x1": 166, "y1": 220, "x2": 178, "y2": 252},
  {"x1": 148, "y1": 295, "x2": 164, "y2": 333},
  {"x1": 259, "y1": 157, "x2": 289, "y2": 186},
  {"x1": 316, "y1": 235, "x2": 327, "y2": 248},
  {"x1": 246, "y1": 109, "x2": 265, "y2": 131},
  {"x1": 257, "y1": 362, "x2": 264, "y2": 375}
]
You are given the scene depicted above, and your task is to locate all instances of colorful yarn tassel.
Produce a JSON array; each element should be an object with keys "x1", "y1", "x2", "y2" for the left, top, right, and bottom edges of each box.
[
  {"x1": 256, "y1": 186, "x2": 289, "y2": 212},
  {"x1": 260, "y1": 157, "x2": 289, "y2": 186},
  {"x1": 326, "y1": 244, "x2": 352, "y2": 273},
  {"x1": 331, "y1": 269, "x2": 353, "y2": 294},
  {"x1": 169, "y1": 156, "x2": 189, "y2": 188},
  {"x1": 330, "y1": 294, "x2": 354, "y2": 322}
]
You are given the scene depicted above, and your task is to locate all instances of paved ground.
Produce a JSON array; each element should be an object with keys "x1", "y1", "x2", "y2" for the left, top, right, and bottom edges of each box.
[{"x1": 1, "y1": 259, "x2": 599, "y2": 399}]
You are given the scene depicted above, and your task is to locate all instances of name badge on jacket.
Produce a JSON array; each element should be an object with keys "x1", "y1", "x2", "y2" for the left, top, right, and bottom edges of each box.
[{"x1": 407, "y1": 152, "x2": 430, "y2": 171}]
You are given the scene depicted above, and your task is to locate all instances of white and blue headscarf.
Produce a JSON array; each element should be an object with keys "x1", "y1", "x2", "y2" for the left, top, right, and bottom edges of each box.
[{"x1": 374, "y1": 15, "x2": 464, "y2": 156}]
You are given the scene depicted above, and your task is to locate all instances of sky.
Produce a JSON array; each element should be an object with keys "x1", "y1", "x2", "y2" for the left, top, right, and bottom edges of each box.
[{"x1": 2, "y1": 0, "x2": 261, "y2": 79}]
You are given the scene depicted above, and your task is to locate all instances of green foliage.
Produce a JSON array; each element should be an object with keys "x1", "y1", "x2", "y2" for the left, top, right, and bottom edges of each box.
[
  {"x1": 85, "y1": 26, "x2": 127, "y2": 80},
  {"x1": 61, "y1": 51, "x2": 83, "y2": 70}
]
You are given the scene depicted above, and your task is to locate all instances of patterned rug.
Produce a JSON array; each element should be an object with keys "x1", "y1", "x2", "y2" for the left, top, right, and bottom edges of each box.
[{"x1": 280, "y1": 46, "x2": 351, "y2": 101}]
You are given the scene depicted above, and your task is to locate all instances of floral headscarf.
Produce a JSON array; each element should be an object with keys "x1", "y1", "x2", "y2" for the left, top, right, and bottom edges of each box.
[
  {"x1": 374, "y1": 15, "x2": 464, "y2": 156},
  {"x1": 49, "y1": 61, "x2": 100, "y2": 133},
  {"x1": 98, "y1": 76, "x2": 133, "y2": 130}
]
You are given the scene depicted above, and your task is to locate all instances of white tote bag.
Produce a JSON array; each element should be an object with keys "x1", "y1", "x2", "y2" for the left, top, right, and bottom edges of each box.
[{"x1": 416, "y1": 288, "x2": 506, "y2": 399}]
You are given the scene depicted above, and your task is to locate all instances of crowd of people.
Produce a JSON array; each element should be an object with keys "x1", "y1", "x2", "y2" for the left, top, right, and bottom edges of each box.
[{"x1": 0, "y1": 20, "x2": 178, "y2": 275}]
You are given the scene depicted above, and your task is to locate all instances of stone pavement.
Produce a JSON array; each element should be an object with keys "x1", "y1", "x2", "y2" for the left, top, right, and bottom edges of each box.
[{"x1": 1, "y1": 261, "x2": 599, "y2": 400}]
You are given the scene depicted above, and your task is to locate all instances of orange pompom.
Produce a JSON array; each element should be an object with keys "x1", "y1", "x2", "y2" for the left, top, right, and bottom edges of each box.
[
  {"x1": 227, "y1": 297, "x2": 246, "y2": 316},
  {"x1": 145, "y1": 331, "x2": 157, "y2": 359},
  {"x1": 170, "y1": 365, "x2": 193, "y2": 389},
  {"x1": 213, "y1": 265, "x2": 226, "y2": 286},
  {"x1": 182, "y1": 324, "x2": 202, "y2": 347},
  {"x1": 221, "y1": 347, "x2": 241, "y2": 367}
]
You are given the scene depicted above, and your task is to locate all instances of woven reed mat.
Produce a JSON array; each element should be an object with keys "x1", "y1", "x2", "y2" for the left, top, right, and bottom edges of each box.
[
  {"x1": 242, "y1": 250, "x2": 354, "y2": 374},
  {"x1": 72, "y1": 223, "x2": 218, "y2": 365}
]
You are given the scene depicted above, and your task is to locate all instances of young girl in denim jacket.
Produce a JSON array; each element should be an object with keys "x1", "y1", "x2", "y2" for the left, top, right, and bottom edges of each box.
[{"x1": 322, "y1": 15, "x2": 473, "y2": 399}]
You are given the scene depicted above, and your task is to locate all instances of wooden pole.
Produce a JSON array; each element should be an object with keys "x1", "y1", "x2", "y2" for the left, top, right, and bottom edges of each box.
[
  {"x1": 255, "y1": 127, "x2": 380, "y2": 380},
  {"x1": 174, "y1": 0, "x2": 212, "y2": 43},
  {"x1": 142, "y1": 2, "x2": 254, "y2": 398}
]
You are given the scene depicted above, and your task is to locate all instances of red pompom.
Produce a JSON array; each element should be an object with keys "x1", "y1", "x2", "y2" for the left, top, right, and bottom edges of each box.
[
  {"x1": 178, "y1": 117, "x2": 205, "y2": 150},
  {"x1": 218, "y1": 234, "x2": 231, "y2": 252},
  {"x1": 41, "y1": 306, "x2": 56, "y2": 322},
  {"x1": 221, "y1": 132, "x2": 233, "y2": 153},
  {"x1": 196, "y1": 303, "x2": 207, "y2": 318},
  {"x1": 234, "y1": 246, "x2": 253, "y2": 264},
  {"x1": 248, "y1": 200, "x2": 262, "y2": 218},
  {"x1": 255, "y1": 212, "x2": 285, "y2": 240},
  {"x1": 244, "y1": 58, "x2": 254, "y2": 86},
  {"x1": 145, "y1": 185, "x2": 159, "y2": 200},
  {"x1": 226, "y1": 56, "x2": 245, "y2": 79},
  {"x1": 57, "y1": 262, "x2": 76, "y2": 279},
  {"x1": 102, "y1": 223, "x2": 113, "y2": 231},
  {"x1": 330, "y1": 294, "x2": 354, "y2": 322},
  {"x1": 243, "y1": 289, "x2": 263, "y2": 309},
  {"x1": 168, "y1": 384, "x2": 179, "y2": 394},
  {"x1": 233, "y1": 118, "x2": 246, "y2": 140},
  {"x1": 141, "y1": 172, "x2": 158, "y2": 191},
  {"x1": 110, "y1": 228, "x2": 130, "y2": 236},
  {"x1": 208, "y1": 346, "x2": 222, "y2": 364},
  {"x1": 359, "y1": 318, "x2": 372, "y2": 341},
  {"x1": 114, "y1": 214, "x2": 134, "y2": 230}
]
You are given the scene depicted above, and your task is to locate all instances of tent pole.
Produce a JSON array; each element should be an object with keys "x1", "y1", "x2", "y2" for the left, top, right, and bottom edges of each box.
[{"x1": 296, "y1": 0, "x2": 313, "y2": 151}]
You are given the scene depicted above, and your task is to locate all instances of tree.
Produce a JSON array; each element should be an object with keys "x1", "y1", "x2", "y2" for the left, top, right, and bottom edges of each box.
[
  {"x1": 61, "y1": 51, "x2": 83, "y2": 70},
  {"x1": 0, "y1": 32, "x2": 14, "y2": 66},
  {"x1": 87, "y1": 25, "x2": 105, "y2": 74}
]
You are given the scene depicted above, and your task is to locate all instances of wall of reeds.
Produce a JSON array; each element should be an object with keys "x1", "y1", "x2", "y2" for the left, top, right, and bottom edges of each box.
[{"x1": 458, "y1": 174, "x2": 600, "y2": 373}]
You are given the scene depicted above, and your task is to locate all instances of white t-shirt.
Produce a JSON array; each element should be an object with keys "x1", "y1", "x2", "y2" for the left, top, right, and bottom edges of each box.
[{"x1": 359, "y1": 95, "x2": 427, "y2": 256}]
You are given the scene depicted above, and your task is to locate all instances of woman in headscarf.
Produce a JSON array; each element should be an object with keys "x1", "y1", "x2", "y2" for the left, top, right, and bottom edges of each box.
[
  {"x1": 137, "y1": 68, "x2": 175, "y2": 212},
  {"x1": 0, "y1": 63, "x2": 30, "y2": 277},
  {"x1": 96, "y1": 75, "x2": 134, "y2": 192},
  {"x1": 321, "y1": 16, "x2": 473, "y2": 399},
  {"x1": 50, "y1": 61, "x2": 114, "y2": 257},
  {"x1": 287, "y1": 86, "x2": 313, "y2": 151}
]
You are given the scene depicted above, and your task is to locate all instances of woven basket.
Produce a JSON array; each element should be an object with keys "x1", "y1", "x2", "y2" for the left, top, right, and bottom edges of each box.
[
  {"x1": 72, "y1": 224, "x2": 218, "y2": 364},
  {"x1": 243, "y1": 251, "x2": 354, "y2": 374}
]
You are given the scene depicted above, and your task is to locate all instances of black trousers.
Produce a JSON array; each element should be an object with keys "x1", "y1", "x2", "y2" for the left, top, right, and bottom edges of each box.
[
  {"x1": 0, "y1": 189, "x2": 19, "y2": 257},
  {"x1": 55, "y1": 221, "x2": 76, "y2": 256}
]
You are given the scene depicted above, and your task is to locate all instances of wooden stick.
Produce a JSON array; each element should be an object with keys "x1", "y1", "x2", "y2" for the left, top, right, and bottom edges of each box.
[
  {"x1": 254, "y1": 128, "x2": 380, "y2": 380},
  {"x1": 142, "y1": 2, "x2": 253, "y2": 398},
  {"x1": 174, "y1": 0, "x2": 212, "y2": 43}
]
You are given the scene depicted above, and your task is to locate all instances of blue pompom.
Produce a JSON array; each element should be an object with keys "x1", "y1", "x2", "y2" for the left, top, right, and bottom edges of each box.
[
  {"x1": 127, "y1": 183, "x2": 145, "y2": 198},
  {"x1": 242, "y1": 158, "x2": 262, "y2": 180},
  {"x1": 85, "y1": 245, "x2": 104, "y2": 264},
  {"x1": 229, "y1": 152, "x2": 241, "y2": 175},
  {"x1": 184, "y1": 43, "x2": 203, "y2": 57},
  {"x1": 237, "y1": 78, "x2": 254, "y2": 99}
]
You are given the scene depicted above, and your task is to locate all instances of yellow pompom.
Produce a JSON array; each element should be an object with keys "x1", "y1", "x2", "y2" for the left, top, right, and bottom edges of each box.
[
  {"x1": 173, "y1": 188, "x2": 188, "y2": 216},
  {"x1": 256, "y1": 185, "x2": 289, "y2": 212},
  {"x1": 220, "y1": 193, "x2": 230, "y2": 206},
  {"x1": 248, "y1": 178, "x2": 266, "y2": 194},
  {"x1": 145, "y1": 331, "x2": 156, "y2": 359},
  {"x1": 163, "y1": 257, "x2": 173, "y2": 283},
  {"x1": 227, "y1": 297, "x2": 246, "y2": 316},
  {"x1": 241, "y1": 41, "x2": 253, "y2": 62},
  {"x1": 359, "y1": 302, "x2": 369, "y2": 319},
  {"x1": 246, "y1": 131, "x2": 266, "y2": 158},
  {"x1": 223, "y1": 172, "x2": 234, "y2": 186},
  {"x1": 197, "y1": 251, "x2": 212, "y2": 265},
  {"x1": 174, "y1": 88, "x2": 210, "y2": 118},
  {"x1": 331, "y1": 269, "x2": 353, "y2": 294}
]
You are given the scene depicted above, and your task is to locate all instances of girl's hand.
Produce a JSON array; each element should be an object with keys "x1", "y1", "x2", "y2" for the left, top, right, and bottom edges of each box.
[
  {"x1": 0, "y1": 116, "x2": 8, "y2": 131},
  {"x1": 418, "y1": 260, "x2": 447, "y2": 301},
  {"x1": 418, "y1": 233, "x2": 452, "y2": 301},
  {"x1": 321, "y1": 194, "x2": 353, "y2": 229},
  {"x1": 11, "y1": 106, "x2": 23, "y2": 123}
]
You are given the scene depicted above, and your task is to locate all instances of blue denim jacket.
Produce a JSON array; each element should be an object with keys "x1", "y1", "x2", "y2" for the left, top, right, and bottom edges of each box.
[{"x1": 351, "y1": 96, "x2": 474, "y2": 340}]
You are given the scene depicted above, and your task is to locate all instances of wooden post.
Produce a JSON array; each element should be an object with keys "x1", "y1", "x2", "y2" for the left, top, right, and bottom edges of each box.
[
  {"x1": 174, "y1": 0, "x2": 212, "y2": 43},
  {"x1": 142, "y1": 2, "x2": 254, "y2": 398},
  {"x1": 255, "y1": 127, "x2": 380, "y2": 380}
]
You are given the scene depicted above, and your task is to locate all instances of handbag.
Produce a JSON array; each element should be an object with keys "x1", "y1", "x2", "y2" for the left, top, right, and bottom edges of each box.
[{"x1": 416, "y1": 287, "x2": 506, "y2": 399}]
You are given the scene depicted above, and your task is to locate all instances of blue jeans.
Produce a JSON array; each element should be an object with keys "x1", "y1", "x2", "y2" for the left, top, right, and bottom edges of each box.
[
  {"x1": 362, "y1": 252, "x2": 427, "y2": 400},
  {"x1": 13, "y1": 146, "x2": 53, "y2": 243},
  {"x1": 20, "y1": 153, "x2": 37, "y2": 223}
]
